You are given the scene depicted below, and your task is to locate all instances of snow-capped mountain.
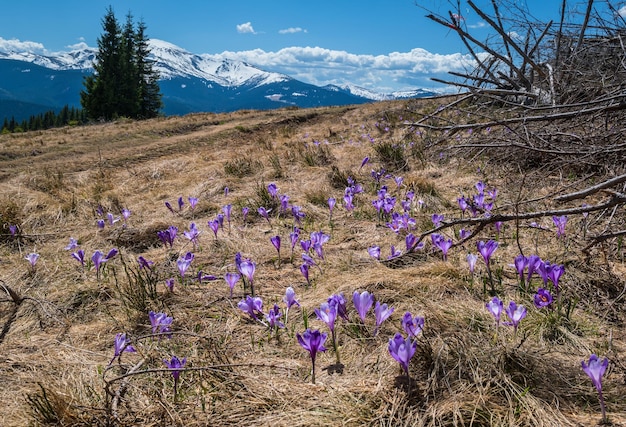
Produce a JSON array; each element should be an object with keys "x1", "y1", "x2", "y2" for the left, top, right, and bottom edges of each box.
[{"x1": 0, "y1": 38, "x2": 436, "y2": 121}]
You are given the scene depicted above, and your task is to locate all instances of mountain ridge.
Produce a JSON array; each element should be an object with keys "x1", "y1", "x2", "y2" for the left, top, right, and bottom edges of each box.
[{"x1": 0, "y1": 38, "x2": 439, "y2": 121}]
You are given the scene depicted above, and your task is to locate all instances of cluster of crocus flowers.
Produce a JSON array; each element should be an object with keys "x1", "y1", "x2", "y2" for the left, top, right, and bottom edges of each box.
[
  {"x1": 486, "y1": 296, "x2": 526, "y2": 336},
  {"x1": 149, "y1": 311, "x2": 173, "y2": 338},
  {"x1": 514, "y1": 254, "x2": 565, "y2": 298},
  {"x1": 157, "y1": 225, "x2": 178, "y2": 248},
  {"x1": 431, "y1": 233, "x2": 453, "y2": 261},
  {"x1": 457, "y1": 181, "x2": 497, "y2": 217},
  {"x1": 388, "y1": 333, "x2": 417, "y2": 378}
]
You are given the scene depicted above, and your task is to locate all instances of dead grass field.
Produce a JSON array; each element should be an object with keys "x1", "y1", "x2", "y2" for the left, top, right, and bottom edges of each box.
[{"x1": 0, "y1": 99, "x2": 625, "y2": 426}]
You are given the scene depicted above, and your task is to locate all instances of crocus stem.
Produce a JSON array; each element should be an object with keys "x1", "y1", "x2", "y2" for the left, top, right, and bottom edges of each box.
[
  {"x1": 331, "y1": 329, "x2": 340, "y2": 364},
  {"x1": 599, "y1": 389, "x2": 607, "y2": 424},
  {"x1": 311, "y1": 359, "x2": 316, "y2": 384},
  {"x1": 173, "y1": 379, "x2": 178, "y2": 403}
]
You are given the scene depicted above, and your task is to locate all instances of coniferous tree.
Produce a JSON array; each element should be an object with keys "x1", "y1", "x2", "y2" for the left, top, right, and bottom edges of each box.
[
  {"x1": 135, "y1": 20, "x2": 162, "y2": 118},
  {"x1": 80, "y1": 7, "x2": 161, "y2": 121}
]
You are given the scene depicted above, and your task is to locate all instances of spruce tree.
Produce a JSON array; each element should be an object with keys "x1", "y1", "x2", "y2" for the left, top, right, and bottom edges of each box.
[
  {"x1": 135, "y1": 20, "x2": 162, "y2": 119},
  {"x1": 81, "y1": 7, "x2": 161, "y2": 121}
]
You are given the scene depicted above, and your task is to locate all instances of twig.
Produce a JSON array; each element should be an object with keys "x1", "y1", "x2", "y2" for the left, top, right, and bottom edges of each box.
[{"x1": 554, "y1": 174, "x2": 626, "y2": 202}]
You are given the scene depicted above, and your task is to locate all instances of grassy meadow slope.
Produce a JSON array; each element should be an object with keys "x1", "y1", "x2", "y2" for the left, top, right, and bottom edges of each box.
[{"x1": 0, "y1": 99, "x2": 625, "y2": 426}]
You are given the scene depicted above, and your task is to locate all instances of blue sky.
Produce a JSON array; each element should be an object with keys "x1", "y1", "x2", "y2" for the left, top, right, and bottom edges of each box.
[{"x1": 0, "y1": 1, "x2": 614, "y2": 93}]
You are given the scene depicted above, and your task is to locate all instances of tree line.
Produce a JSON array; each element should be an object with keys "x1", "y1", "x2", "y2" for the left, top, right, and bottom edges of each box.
[{"x1": 1, "y1": 105, "x2": 87, "y2": 134}]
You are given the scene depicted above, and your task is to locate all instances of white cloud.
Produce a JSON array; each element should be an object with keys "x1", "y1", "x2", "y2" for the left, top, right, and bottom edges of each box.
[
  {"x1": 468, "y1": 21, "x2": 487, "y2": 29},
  {"x1": 206, "y1": 46, "x2": 478, "y2": 92},
  {"x1": 236, "y1": 22, "x2": 256, "y2": 34},
  {"x1": 66, "y1": 41, "x2": 90, "y2": 51},
  {"x1": 0, "y1": 37, "x2": 47, "y2": 54},
  {"x1": 279, "y1": 27, "x2": 307, "y2": 34}
]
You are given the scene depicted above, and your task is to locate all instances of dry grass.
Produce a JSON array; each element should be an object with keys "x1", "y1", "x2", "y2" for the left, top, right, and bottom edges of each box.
[{"x1": 1, "y1": 100, "x2": 625, "y2": 426}]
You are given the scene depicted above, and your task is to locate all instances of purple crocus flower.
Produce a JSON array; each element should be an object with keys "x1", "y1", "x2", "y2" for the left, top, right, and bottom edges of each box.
[
  {"x1": 149, "y1": 311, "x2": 173, "y2": 338},
  {"x1": 71, "y1": 249, "x2": 85, "y2": 266},
  {"x1": 267, "y1": 183, "x2": 278, "y2": 198},
  {"x1": 328, "y1": 197, "x2": 336, "y2": 218},
  {"x1": 477, "y1": 240, "x2": 498, "y2": 266},
  {"x1": 353, "y1": 290, "x2": 374, "y2": 322},
  {"x1": 485, "y1": 296, "x2": 504, "y2": 326},
  {"x1": 239, "y1": 259, "x2": 256, "y2": 295},
  {"x1": 64, "y1": 237, "x2": 79, "y2": 250},
  {"x1": 110, "y1": 332, "x2": 136, "y2": 364},
  {"x1": 300, "y1": 263, "x2": 310, "y2": 286},
  {"x1": 388, "y1": 333, "x2": 417, "y2": 377},
  {"x1": 258, "y1": 207, "x2": 271, "y2": 224},
  {"x1": 9, "y1": 224, "x2": 18, "y2": 236},
  {"x1": 504, "y1": 301, "x2": 527, "y2": 333},
  {"x1": 265, "y1": 304, "x2": 285, "y2": 330},
  {"x1": 122, "y1": 208, "x2": 131, "y2": 222},
  {"x1": 514, "y1": 254, "x2": 528, "y2": 284},
  {"x1": 291, "y1": 205, "x2": 306, "y2": 225},
  {"x1": 526, "y1": 254, "x2": 542, "y2": 285},
  {"x1": 104, "y1": 248, "x2": 118, "y2": 261},
  {"x1": 388, "y1": 246, "x2": 402, "y2": 259},
  {"x1": 107, "y1": 212, "x2": 120, "y2": 226},
  {"x1": 432, "y1": 234, "x2": 452, "y2": 261},
  {"x1": 165, "y1": 201, "x2": 174, "y2": 213},
  {"x1": 373, "y1": 301, "x2": 394, "y2": 335},
  {"x1": 223, "y1": 204, "x2": 232, "y2": 230},
  {"x1": 242, "y1": 207, "x2": 249, "y2": 223},
  {"x1": 282, "y1": 286, "x2": 300, "y2": 310},
  {"x1": 290, "y1": 227, "x2": 301, "y2": 252},
  {"x1": 92, "y1": 250, "x2": 105, "y2": 278},
  {"x1": 300, "y1": 239, "x2": 312, "y2": 253},
  {"x1": 431, "y1": 213, "x2": 444, "y2": 227},
  {"x1": 280, "y1": 194, "x2": 290, "y2": 214},
  {"x1": 270, "y1": 235, "x2": 281, "y2": 256},
  {"x1": 208, "y1": 219, "x2": 219, "y2": 239},
  {"x1": 224, "y1": 272, "x2": 240, "y2": 298},
  {"x1": 459, "y1": 228, "x2": 471, "y2": 240},
  {"x1": 466, "y1": 253, "x2": 478, "y2": 274},
  {"x1": 537, "y1": 260, "x2": 552, "y2": 286},
  {"x1": 184, "y1": 222, "x2": 201, "y2": 247},
  {"x1": 552, "y1": 215, "x2": 568, "y2": 238},
  {"x1": 177, "y1": 196, "x2": 184, "y2": 211},
  {"x1": 534, "y1": 288, "x2": 553, "y2": 308},
  {"x1": 97, "y1": 219, "x2": 105, "y2": 229},
  {"x1": 359, "y1": 156, "x2": 370, "y2": 170},
  {"x1": 401, "y1": 312, "x2": 424, "y2": 338},
  {"x1": 164, "y1": 355, "x2": 186, "y2": 381},
  {"x1": 367, "y1": 246, "x2": 380, "y2": 259},
  {"x1": 328, "y1": 293, "x2": 349, "y2": 321},
  {"x1": 158, "y1": 226, "x2": 178, "y2": 248},
  {"x1": 25, "y1": 253, "x2": 39, "y2": 270},
  {"x1": 547, "y1": 263, "x2": 565, "y2": 292},
  {"x1": 165, "y1": 278, "x2": 175, "y2": 292},
  {"x1": 343, "y1": 193, "x2": 354, "y2": 211},
  {"x1": 315, "y1": 302, "x2": 338, "y2": 332},
  {"x1": 405, "y1": 233, "x2": 418, "y2": 252},
  {"x1": 296, "y1": 328, "x2": 328, "y2": 384},
  {"x1": 457, "y1": 196, "x2": 469, "y2": 213},
  {"x1": 188, "y1": 197, "x2": 198, "y2": 211},
  {"x1": 582, "y1": 354, "x2": 609, "y2": 422},
  {"x1": 137, "y1": 256, "x2": 154, "y2": 270},
  {"x1": 176, "y1": 252, "x2": 194, "y2": 278},
  {"x1": 237, "y1": 295, "x2": 264, "y2": 321}
]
